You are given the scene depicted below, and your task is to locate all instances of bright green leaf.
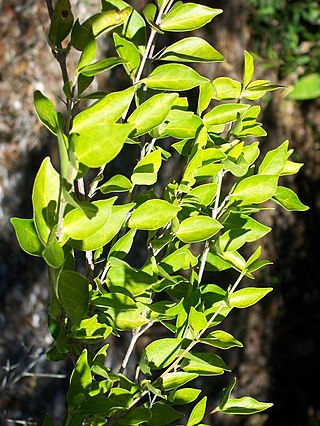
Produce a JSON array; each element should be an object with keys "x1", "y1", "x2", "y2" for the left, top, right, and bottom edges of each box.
[
  {"x1": 83, "y1": 7, "x2": 132, "y2": 37},
  {"x1": 11, "y1": 218, "x2": 44, "y2": 257},
  {"x1": 67, "y1": 349, "x2": 92, "y2": 406},
  {"x1": 272, "y1": 186, "x2": 309, "y2": 211},
  {"x1": 204, "y1": 103, "x2": 249, "y2": 126},
  {"x1": 176, "y1": 216, "x2": 222, "y2": 243},
  {"x1": 108, "y1": 228, "x2": 136, "y2": 260},
  {"x1": 258, "y1": 141, "x2": 289, "y2": 175},
  {"x1": 243, "y1": 50, "x2": 254, "y2": 89},
  {"x1": 149, "y1": 402, "x2": 184, "y2": 425},
  {"x1": 128, "y1": 199, "x2": 181, "y2": 230},
  {"x1": 288, "y1": 73, "x2": 320, "y2": 100},
  {"x1": 212, "y1": 77, "x2": 242, "y2": 100},
  {"x1": 231, "y1": 175, "x2": 278, "y2": 205},
  {"x1": 144, "y1": 338, "x2": 183, "y2": 369},
  {"x1": 79, "y1": 57, "x2": 126, "y2": 76},
  {"x1": 187, "y1": 396, "x2": 207, "y2": 426},
  {"x1": 229, "y1": 287, "x2": 273, "y2": 309},
  {"x1": 113, "y1": 33, "x2": 140, "y2": 77},
  {"x1": 99, "y1": 175, "x2": 132, "y2": 194},
  {"x1": 200, "y1": 330, "x2": 242, "y2": 349},
  {"x1": 161, "y1": 372, "x2": 198, "y2": 391},
  {"x1": 169, "y1": 387, "x2": 201, "y2": 405},
  {"x1": 220, "y1": 396, "x2": 273, "y2": 415}
]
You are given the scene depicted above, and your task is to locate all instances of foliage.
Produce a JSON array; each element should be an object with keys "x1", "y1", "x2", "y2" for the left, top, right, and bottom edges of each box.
[
  {"x1": 246, "y1": 0, "x2": 320, "y2": 77},
  {"x1": 11, "y1": 0, "x2": 307, "y2": 424}
]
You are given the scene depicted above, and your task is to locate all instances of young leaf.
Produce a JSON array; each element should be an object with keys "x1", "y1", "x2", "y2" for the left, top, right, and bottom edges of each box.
[
  {"x1": 128, "y1": 93, "x2": 178, "y2": 136},
  {"x1": 181, "y1": 352, "x2": 230, "y2": 376},
  {"x1": 229, "y1": 287, "x2": 273, "y2": 309},
  {"x1": 34, "y1": 91, "x2": 62, "y2": 135},
  {"x1": 187, "y1": 396, "x2": 207, "y2": 426},
  {"x1": 219, "y1": 396, "x2": 273, "y2": 415},
  {"x1": 176, "y1": 216, "x2": 222, "y2": 243},
  {"x1": 158, "y1": 37, "x2": 224, "y2": 63},
  {"x1": 99, "y1": 175, "x2": 133, "y2": 194},
  {"x1": 143, "y1": 64, "x2": 209, "y2": 91},
  {"x1": 161, "y1": 245, "x2": 198, "y2": 273},
  {"x1": 107, "y1": 264, "x2": 155, "y2": 297},
  {"x1": 161, "y1": 372, "x2": 199, "y2": 391},
  {"x1": 231, "y1": 175, "x2": 278, "y2": 205},
  {"x1": 42, "y1": 228, "x2": 65, "y2": 268},
  {"x1": 203, "y1": 103, "x2": 249, "y2": 126},
  {"x1": 131, "y1": 149, "x2": 163, "y2": 185},
  {"x1": 169, "y1": 388, "x2": 201, "y2": 405},
  {"x1": 272, "y1": 186, "x2": 309, "y2": 211},
  {"x1": 67, "y1": 349, "x2": 92, "y2": 406},
  {"x1": 149, "y1": 402, "x2": 184, "y2": 425},
  {"x1": 258, "y1": 141, "x2": 289, "y2": 175},
  {"x1": 108, "y1": 228, "x2": 136, "y2": 260},
  {"x1": 79, "y1": 57, "x2": 126, "y2": 77},
  {"x1": 160, "y1": 4, "x2": 222, "y2": 32},
  {"x1": 32, "y1": 157, "x2": 60, "y2": 244},
  {"x1": 128, "y1": 199, "x2": 181, "y2": 230},
  {"x1": 113, "y1": 32, "x2": 140, "y2": 77},
  {"x1": 212, "y1": 77, "x2": 242, "y2": 100},
  {"x1": 200, "y1": 330, "x2": 243, "y2": 349},
  {"x1": 11, "y1": 218, "x2": 44, "y2": 257},
  {"x1": 189, "y1": 307, "x2": 207, "y2": 335},
  {"x1": 58, "y1": 271, "x2": 89, "y2": 326}
]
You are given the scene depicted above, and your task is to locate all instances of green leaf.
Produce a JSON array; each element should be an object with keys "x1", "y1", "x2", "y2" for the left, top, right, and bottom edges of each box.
[
  {"x1": 185, "y1": 183, "x2": 218, "y2": 207},
  {"x1": 231, "y1": 175, "x2": 278, "y2": 205},
  {"x1": 114, "y1": 407, "x2": 151, "y2": 425},
  {"x1": 71, "y1": 315, "x2": 112, "y2": 343},
  {"x1": 243, "y1": 51, "x2": 254, "y2": 88},
  {"x1": 158, "y1": 37, "x2": 224, "y2": 63},
  {"x1": 128, "y1": 93, "x2": 178, "y2": 136},
  {"x1": 108, "y1": 228, "x2": 136, "y2": 259},
  {"x1": 212, "y1": 77, "x2": 242, "y2": 100},
  {"x1": 77, "y1": 33, "x2": 97, "y2": 72},
  {"x1": 107, "y1": 264, "x2": 155, "y2": 297},
  {"x1": 131, "y1": 149, "x2": 163, "y2": 185},
  {"x1": 79, "y1": 57, "x2": 126, "y2": 76},
  {"x1": 42, "y1": 414, "x2": 55, "y2": 426},
  {"x1": 142, "y1": 3, "x2": 160, "y2": 32},
  {"x1": 181, "y1": 352, "x2": 230, "y2": 376},
  {"x1": 32, "y1": 157, "x2": 60, "y2": 244},
  {"x1": 198, "y1": 82, "x2": 213, "y2": 114},
  {"x1": 48, "y1": 0, "x2": 74, "y2": 46},
  {"x1": 113, "y1": 33, "x2": 140, "y2": 77},
  {"x1": 69, "y1": 203, "x2": 134, "y2": 251},
  {"x1": 189, "y1": 307, "x2": 207, "y2": 336},
  {"x1": 281, "y1": 160, "x2": 303, "y2": 176},
  {"x1": 161, "y1": 372, "x2": 198, "y2": 391},
  {"x1": 149, "y1": 402, "x2": 184, "y2": 425},
  {"x1": 229, "y1": 287, "x2": 272, "y2": 309},
  {"x1": 107, "y1": 308, "x2": 148, "y2": 331},
  {"x1": 272, "y1": 186, "x2": 309, "y2": 211},
  {"x1": 34, "y1": 90, "x2": 62, "y2": 135},
  {"x1": 219, "y1": 377, "x2": 236, "y2": 410},
  {"x1": 288, "y1": 73, "x2": 320, "y2": 100},
  {"x1": 63, "y1": 199, "x2": 114, "y2": 240},
  {"x1": 203, "y1": 103, "x2": 249, "y2": 126},
  {"x1": 220, "y1": 396, "x2": 273, "y2": 415},
  {"x1": 67, "y1": 349, "x2": 92, "y2": 406},
  {"x1": 258, "y1": 140, "x2": 289, "y2": 175},
  {"x1": 160, "y1": 3, "x2": 222, "y2": 32},
  {"x1": 200, "y1": 330, "x2": 242, "y2": 349},
  {"x1": 144, "y1": 64, "x2": 209, "y2": 91},
  {"x1": 163, "y1": 111, "x2": 203, "y2": 139},
  {"x1": 42, "y1": 228, "x2": 65, "y2": 268},
  {"x1": 11, "y1": 218, "x2": 44, "y2": 257},
  {"x1": 169, "y1": 387, "x2": 201, "y2": 405},
  {"x1": 73, "y1": 122, "x2": 134, "y2": 168},
  {"x1": 128, "y1": 199, "x2": 181, "y2": 230},
  {"x1": 72, "y1": 87, "x2": 135, "y2": 134},
  {"x1": 58, "y1": 271, "x2": 89, "y2": 326},
  {"x1": 83, "y1": 7, "x2": 132, "y2": 37},
  {"x1": 161, "y1": 245, "x2": 198, "y2": 273},
  {"x1": 187, "y1": 396, "x2": 207, "y2": 426},
  {"x1": 93, "y1": 293, "x2": 137, "y2": 310},
  {"x1": 144, "y1": 338, "x2": 183, "y2": 369},
  {"x1": 99, "y1": 175, "x2": 132, "y2": 194},
  {"x1": 176, "y1": 216, "x2": 222, "y2": 243}
]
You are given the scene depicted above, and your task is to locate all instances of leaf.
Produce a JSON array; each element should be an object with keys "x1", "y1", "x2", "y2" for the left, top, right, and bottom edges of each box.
[
  {"x1": 219, "y1": 377, "x2": 236, "y2": 410},
  {"x1": 107, "y1": 308, "x2": 148, "y2": 331},
  {"x1": 158, "y1": 37, "x2": 224, "y2": 63},
  {"x1": 198, "y1": 82, "x2": 213, "y2": 114},
  {"x1": 229, "y1": 287, "x2": 273, "y2": 309},
  {"x1": 11, "y1": 218, "x2": 44, "y2": 257},
  {"x1": 203, "y1": 103, "x2": 249, "y2": 126},
  {"x1": 69, "y1": 203, "x2": 134, "y2": 251},
  {"x1": 258, "y1": 141, "x2": 289, "y2": 175},
  {"x1": 149, "y1": 402, "x2": 184, "y2": 425},
  {"x1": 144, "y1": 64, "x2": 209, "y2": 91},
  {"x1": 42, "y1": 228, "x2": 65, "y2": 268},
  {"x1": 83, "y1": 7, "x2": 132, "y2": 37},
  {"x1": 160, "y1": 3, "x2": 222, "y2": 32},
  {"x1": 72, "y1": 87, "x2": 135, "y2": 134},
  {"x1": 113, "y1": 33, "x2": 140, "y2": 77},
  {"x1": 243, "y1": 50, "x2": 254, "y2": 88},
  {"x1": 34, "y1": 90, "x2": 62, "y2": 135},
  {"x1": 161, "y1": 372, "x2": 198, "y2": 391},
  {"x1": 188, "y1": 307, "x2": 207, "y2": 336},
  {"x1": 220, "y1": 396, "x2": 273, "y2": 415},
  {"x1": 169, "y1": 388, "x2": 201, "y2": 405},
  {"x1": 99, "y1": 175, "x2": 132, "y2": 194},
  {"x1": 288, "y1": 73, "x2": 320, "y2": 100},
  {"x1": 181, "y1": 352, "x2": 230, "y2": 376},
  {"x1": 67, "y1": 349, "x2": 92, "y2": 406},
  {"x1": 79, "y1": 57, "x2": 126, "y2": 76},
  {"x1": 231, "y1": 175, "x2": 278, "y2": 205},
  {"x1": 128, "y1": 93, "x2": 178, "y2": 136},
  {"x1": 176, "y1": 216, "x2": 222, "y2": 243},
  {"x1": 32, "y1": 157, "x2": 60, "y2": 244},
  {"x1": 200, "y1": 330, "x2": 243, "y2": 349},
  {"x1": 63, "y1": 199, "x2": 114, "y2": 240},
  {"x1": 93, "y1": 293, "x2": 137, "y2": 310},
  {"x1": 212, "y1": 77, "x2": 242, "y2": 100},
  {"x1": 48, "y1": 0, "x2": 74, "y2": 46},
  {"x1": 73, "y1": 122, "x2": 134, "y2": 168},
  {"x1": 114, "y1": 407, "x2": 151, "y2": 425},
  {"x1": 131, "y1": 149, "x2": 163, "y2": 185},
  {"x1": 128, "y1": 199, "x2": 181, "y2": 230},
  {"x1": 187, "y1": 396, "x2": 207, "y2": 426},
  {"x1": 107, "y1": 264, "x2": 155, "y2": 297},
  {"x1": 272, "y1": 186, "x2": 309, "y2": 211},
  {"x1": 108, "y1": 228, "x2": 136, "y2": 259},
  {"x1": 42, "y1": 414, "x2": 55, "y2": 426},
  {"x1": 144, "y1": 338, "x2": 183, "y2": 369},
  {"x1": 185, "y1": 183, "x2": 218, "y2": 207},
  {"x1": 163, "y1": 111, "x2": 203, "y2": 139},
  {"x1": 71, "y1": 315, "x2": 112, "y2": 343},
  {"x1": 161, "y1": 245, "x2": 198, "y2": 273},
  {"x1": 58, "y1": 271, "x2": 89, "y2": 326}
]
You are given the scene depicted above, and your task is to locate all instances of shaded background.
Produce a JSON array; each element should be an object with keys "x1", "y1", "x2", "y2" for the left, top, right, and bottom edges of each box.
[{"x1": 0, "y1": 0, "x2": 319, "y2": 424}]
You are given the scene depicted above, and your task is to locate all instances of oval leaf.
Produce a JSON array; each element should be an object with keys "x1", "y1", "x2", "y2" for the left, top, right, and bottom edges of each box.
[
  {"x1": 229, "y1": 287, "x2": 273, "y2": 308},
  {"x1": 231, "y1": 175, "x2": 278, "y2": 205},
  {"x1": 11, "y1": 218, "x2": 44, "y2": 257},
  {"x1": 128, "y1": 199, "x2": 181, "y2": 230},
  {"x1": 176, "y1": 216, "x2": 222, "y2": 243}
]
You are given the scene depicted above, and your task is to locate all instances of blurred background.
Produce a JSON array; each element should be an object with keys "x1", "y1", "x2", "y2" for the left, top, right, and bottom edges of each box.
[{"x1": 0, "y1": 0, "x2": 319, "y2": 425}]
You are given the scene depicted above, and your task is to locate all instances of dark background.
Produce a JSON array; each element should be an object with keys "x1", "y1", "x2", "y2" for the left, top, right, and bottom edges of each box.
[{"x1": 0, "y1": 0, "x2": 319, "y2": 425}]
